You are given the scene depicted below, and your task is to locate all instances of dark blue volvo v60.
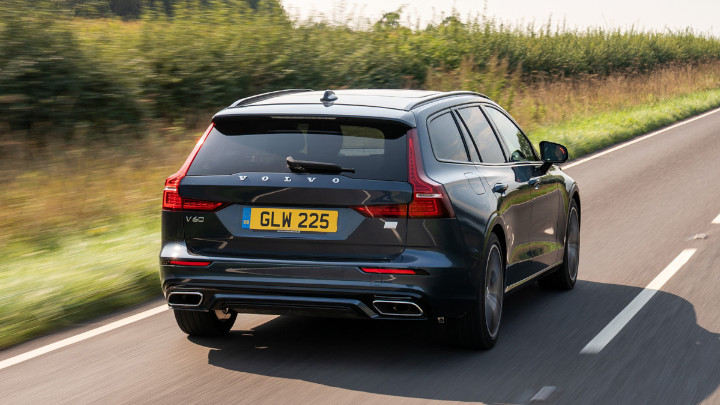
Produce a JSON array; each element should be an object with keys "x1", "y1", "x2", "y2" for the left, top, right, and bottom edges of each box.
[{"x1": 160, "y1": 89, "x2": 580, "y2": 349}]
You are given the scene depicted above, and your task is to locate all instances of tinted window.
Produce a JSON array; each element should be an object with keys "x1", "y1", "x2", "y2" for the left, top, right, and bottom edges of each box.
[
  {"x1": 457, "y1": 107, "x2": 506, "y2": 163},
  {"x1": 485, "y1": 107, "x2": 537, "y2": 162},
  {"x1": 427, "y1": 113, "x2": 469, "y2": 162},
  {"x1": 188, "y1": 117, "x2": 409, "y2": 181}
]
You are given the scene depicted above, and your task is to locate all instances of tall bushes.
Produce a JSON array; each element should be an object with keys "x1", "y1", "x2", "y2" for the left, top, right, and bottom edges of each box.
[
  {"x1": 0, "y1": 4, "x2": 140, "y2": 143},
  {"x1": 2, "y1": 0, "x2": 720, "y2": 143}
]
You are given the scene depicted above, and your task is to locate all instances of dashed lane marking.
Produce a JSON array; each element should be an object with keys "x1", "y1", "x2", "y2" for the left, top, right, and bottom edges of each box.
[
  {"x1": 530, "y1": 386, "x2": 558, "y2": 403},
  {"x1": 580, "y1": 249, "x2": 696, "y2": 354},
  {"x1": 712, "y1": 212, "x2": 720, "y2": 224}
]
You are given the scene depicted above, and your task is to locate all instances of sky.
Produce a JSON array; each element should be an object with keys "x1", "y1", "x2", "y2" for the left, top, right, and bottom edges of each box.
[{"x1": 280, "y1": 0, "x2": 720, "y2": 35}]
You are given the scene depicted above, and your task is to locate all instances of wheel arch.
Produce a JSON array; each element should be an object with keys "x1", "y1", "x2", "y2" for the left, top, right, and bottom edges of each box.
[
  {"x1": 483, "y1": 213, "x2": 508, "y2": 289},
  {"x1": 571, "y1": 189, "x2": 581, "y2": 225},
  {"x1": 567, "y1": 181, "x2": 580, "y2": 215},
  {"x1": 491, "y1": 224, "x2": 507, "y2": 266}
]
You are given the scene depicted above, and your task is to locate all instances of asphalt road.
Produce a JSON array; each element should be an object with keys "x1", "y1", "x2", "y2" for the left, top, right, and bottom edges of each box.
[{"x1": 3, "y1": 109, "x2": 720, "y2": 404}]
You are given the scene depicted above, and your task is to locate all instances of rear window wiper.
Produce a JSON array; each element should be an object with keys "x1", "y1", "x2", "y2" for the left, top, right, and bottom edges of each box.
[{"x1": 286, "y1": 156, "x2": 355, "y2": 174}]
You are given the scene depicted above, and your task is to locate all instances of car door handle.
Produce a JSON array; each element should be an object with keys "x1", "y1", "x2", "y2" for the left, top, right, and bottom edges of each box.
[{"x1": 492, "y1": 183, "x2": 508, "y2": 193}]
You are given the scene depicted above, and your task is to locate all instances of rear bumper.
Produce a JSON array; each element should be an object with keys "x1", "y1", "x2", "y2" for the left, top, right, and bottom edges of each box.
[
  {"x1": 168, "y1": 290, "x2": 380, "y2": 319},
  {"x1": 160, "y1": 243, "x2": 477, "y2": 320}
]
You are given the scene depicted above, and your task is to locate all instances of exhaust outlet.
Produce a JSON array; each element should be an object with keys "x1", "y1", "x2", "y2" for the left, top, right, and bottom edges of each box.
[
  {"x1": 167, "y1": 292, "x2": 203, "y2": 308},
  {"x1": 373, "y1": 300, "x2": 423, "y2": 317}
]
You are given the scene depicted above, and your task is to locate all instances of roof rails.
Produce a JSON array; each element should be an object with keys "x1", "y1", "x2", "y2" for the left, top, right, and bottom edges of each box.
[
  {"x1": 229, "y1": 89, "x2": 313, "y2": 108},
  {"x1": 407, "y1": 91, "x2": 489, "y2": 110}
]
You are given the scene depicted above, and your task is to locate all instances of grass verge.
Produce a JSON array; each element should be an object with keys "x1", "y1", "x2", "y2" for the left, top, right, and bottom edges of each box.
[
  {"x1": 0, "y1": 219, "x2": 160, "y2": 349},
  {"x1": 2, "y1": 88, "x2": 720, "y2": 350},
  {"x1": 528, "y1": 88, "x2": 720, "y2": 157}
]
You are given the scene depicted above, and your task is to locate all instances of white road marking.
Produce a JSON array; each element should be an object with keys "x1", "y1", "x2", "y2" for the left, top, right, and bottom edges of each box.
[
  {"x1": 563, "y1": 107, "x2": 720, "y2": 169},
  {"x1": 712, "y1": 212, "x2": 720, "y2": 224},
  {"x1": 530, "y1": 386, "x2": 557, "y2": 403},
  {"x1": 0, "y1": 305, "x2": 168, "y2": 371},
  {"x1": 580, "y1": 249, "x2": 697, "y2": 354}
]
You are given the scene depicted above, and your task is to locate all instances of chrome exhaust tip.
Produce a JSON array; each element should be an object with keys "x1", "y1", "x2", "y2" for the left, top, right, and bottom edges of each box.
[
  {"x1": 372, "y1": 300, "x2": 424, "y2": 317},
  {"x1": 167, "y1": 292, "x2": 203, "y2": 308}
]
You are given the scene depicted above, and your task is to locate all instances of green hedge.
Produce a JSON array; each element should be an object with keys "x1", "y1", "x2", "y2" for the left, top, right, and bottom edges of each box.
[{"x1": 2, "y1": 0, "x2": 720, "y2": 142}]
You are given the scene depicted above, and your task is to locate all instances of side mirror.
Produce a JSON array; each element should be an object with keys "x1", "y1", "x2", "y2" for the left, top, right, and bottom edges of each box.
[{"x1": 539, "y1": 141, "x2": 568, "y2": 164}]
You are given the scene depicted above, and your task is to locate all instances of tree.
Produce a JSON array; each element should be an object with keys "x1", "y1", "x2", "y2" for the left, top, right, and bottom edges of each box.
[
  {"x1": 52, "y1": 0, "x2": 112, "y2": 17},
  {"x1": 109, "y1": 0, "x2": 142, "y2": 17}
]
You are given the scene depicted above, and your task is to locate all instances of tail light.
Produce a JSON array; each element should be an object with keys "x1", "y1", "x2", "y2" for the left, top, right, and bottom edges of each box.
[
  {"x1": 407, "y1": 129, "x2": 454, "y2": 218},
  {"x1": 352, "y1": 129, "x2": 454, "y2": 219},
  {"x1": 162, "y1": 124, "x2": 225, "y2": 212}
]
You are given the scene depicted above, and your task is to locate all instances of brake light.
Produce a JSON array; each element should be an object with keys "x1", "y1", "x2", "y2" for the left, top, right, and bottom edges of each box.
[
  {"x1": 407, "y1": 129, "x2": 454, "y2": 218},
  {"x1": 361, "y1": 267, "x2": 417, "y2": 275},
  {"x1": 163, "y1": 124, "x2": 224, "y2": 212},
  {"x1": 162, "y1": 172, "x2": 184, "y2": 211}
]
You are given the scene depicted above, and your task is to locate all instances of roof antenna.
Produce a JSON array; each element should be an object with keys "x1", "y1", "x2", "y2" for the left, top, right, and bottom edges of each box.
[{"x1": 320, "y1": 89, "x2": 338, "y2": 106}]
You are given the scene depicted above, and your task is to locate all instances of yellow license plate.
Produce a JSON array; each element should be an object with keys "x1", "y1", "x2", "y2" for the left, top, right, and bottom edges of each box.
[{"x1": 242, "y1": 207, "x2": 338, "y2": 232}]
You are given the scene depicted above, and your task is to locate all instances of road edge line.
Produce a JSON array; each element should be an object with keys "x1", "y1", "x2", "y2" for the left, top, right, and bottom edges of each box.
[
  {"x1": 0, "y1": 305, "x2": 168, "y2": 371},
  {"x1": 579, "y1": 249, "x2": 696, "y2": 354}
]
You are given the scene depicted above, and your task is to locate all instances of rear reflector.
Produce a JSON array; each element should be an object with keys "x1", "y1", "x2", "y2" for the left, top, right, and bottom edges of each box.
[
  {"x1": 353, "y1": 204, "x2": 407, "y2": 218},
  {"x1": 169, "y1": 260, "x2": 212, "y2": 267},
  {"x1": 361, "y1": 267, "x2": 417, "y2": 275},
  {"x1": 181, "y1": 199, "x2": 225, "y2": 211}
]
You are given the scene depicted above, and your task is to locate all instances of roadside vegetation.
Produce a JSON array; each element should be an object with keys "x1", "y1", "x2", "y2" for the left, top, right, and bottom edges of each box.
[
  {"x1": 2, "y1": 0, "x2": 720, "y2": 349},
  {"x1": 4, "y1": 0, "x2": 720, "y2": 145}
]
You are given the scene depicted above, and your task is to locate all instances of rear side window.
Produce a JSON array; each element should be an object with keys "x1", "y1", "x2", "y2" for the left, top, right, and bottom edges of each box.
[
  {"x1": 427, "y1": 113, "x2": 469, "y2": 162},
  {"x1": 187, "y1": 117, "x2": 409, "y2": 181},
  {"x1": 485, "y1": 107, "x2": 537, "y2": 162},
  {"x1": 457, "y1": 107, "x2": 506, "y2": 163}
]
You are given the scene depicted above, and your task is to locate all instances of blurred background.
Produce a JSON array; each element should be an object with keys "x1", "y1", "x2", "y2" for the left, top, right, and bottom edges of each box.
[{"x1": 2, "y1": 0, "x2": 720, "y2": 349}]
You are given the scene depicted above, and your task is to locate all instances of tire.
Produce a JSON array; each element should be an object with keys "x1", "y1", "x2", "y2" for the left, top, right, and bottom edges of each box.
[
  {"x1": 446, "y1": 233, "x2": 505, "y2": 349},
  {"x1": 173, "y1": 309, "x2": 237, "y2": 336},
  {"x1": 539, "y1": 199, "x2": 580, "y2": 290}
]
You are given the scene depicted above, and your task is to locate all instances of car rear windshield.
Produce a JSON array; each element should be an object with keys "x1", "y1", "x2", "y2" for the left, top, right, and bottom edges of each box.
[{"x1": 187, "y1": 116, "x2": 410, "y2": 181}]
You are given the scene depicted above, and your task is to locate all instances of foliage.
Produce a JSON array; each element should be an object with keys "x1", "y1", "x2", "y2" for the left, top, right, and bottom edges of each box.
[
  {"x1": 2, "y1": 2, "x2": 720, "y2": 143},
  {"x1": 0, "y1": 3, "x2": 141, "y2": 144},
  {"x1": 0, "y1": 220, "x2": 160, "y2": 349},
  {"x1": 109, "y1": 0, "x2": 143, "y2": 18},
  {"x1": 0, "y1": 132, "x2": 192, "y2": 349},
  {"x1": 49, "y1": 0, "x2": 283, "y2": 17},
  {"x1": 57, "y1": 0, "x2": 112, "y2": 17},
  {"x1": 528, "y1": 88, "x2": 720, "y2": 158},
  {"x1": 425, "y1": 55, "x2": 523, "y2": 109}
]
